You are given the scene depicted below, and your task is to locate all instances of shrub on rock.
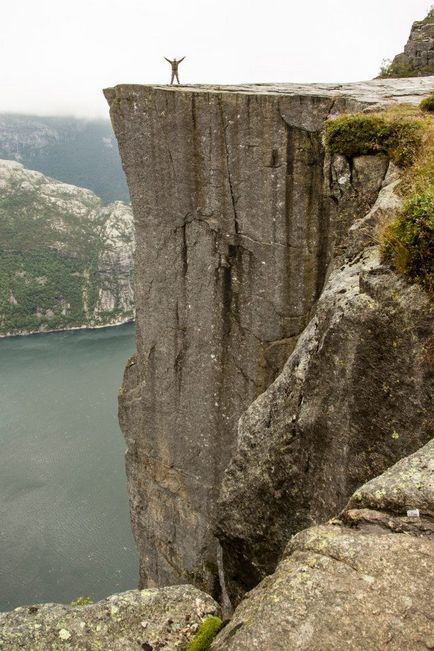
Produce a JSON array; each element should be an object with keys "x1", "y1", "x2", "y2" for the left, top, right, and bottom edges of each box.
[
  {"x1": 324, "y1": 113, "x2": 423, "y2": 168},
  {"x1": 381, "y1": 185, "x2": 434, "y2": 294},
  {"x1": 420, "y1": 93, "x2": 434, "y2": 113}
]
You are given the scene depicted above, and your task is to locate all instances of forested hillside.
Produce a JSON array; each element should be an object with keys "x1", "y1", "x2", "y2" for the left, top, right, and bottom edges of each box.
[{"x1": 0, "y1": 160, "x2": 134, "y2": 335}]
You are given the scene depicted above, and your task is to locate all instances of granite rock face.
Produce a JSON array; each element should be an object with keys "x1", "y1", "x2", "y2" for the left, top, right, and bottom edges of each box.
[
  {"x1": 345, "y1": 438, "x2": 434, "y2": 521},
  {"x1": 212, "y1": 440, "x2": 434, "y2": 651},
  {"x1": 386, "y1": 8, "x2": 434, "y2": 77},
  {"x1": 0, "y1": 585, "x2": 219, "y2": 651},
  {"x1": 105, "y1": 78, "x2": 434, "y2": 596},
  {"x1": 217, "y1": 165, "x2": 434, "y2": 603}
]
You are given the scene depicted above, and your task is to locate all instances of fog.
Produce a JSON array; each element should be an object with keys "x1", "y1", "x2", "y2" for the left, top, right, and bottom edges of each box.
[{"x1": 0, "y1": 0, "x2": 431, "y2": 117}]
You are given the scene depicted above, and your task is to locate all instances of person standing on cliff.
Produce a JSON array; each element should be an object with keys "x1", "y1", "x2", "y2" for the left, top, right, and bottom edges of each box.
[{"x1": 164, "y1": 57, "x2": 185, "y2": 85}]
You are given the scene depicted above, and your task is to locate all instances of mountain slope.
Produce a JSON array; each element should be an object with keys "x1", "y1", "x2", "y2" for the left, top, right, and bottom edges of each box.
[
  {"x1": 380, "y1": 7, "x2": 434, "y2": 77},
  {"x1": 0, "y1": 159, "x2": 134, "y2": 336},
  {"x1": 0, "y1": 114, "x2": 129, "y2": 203}
]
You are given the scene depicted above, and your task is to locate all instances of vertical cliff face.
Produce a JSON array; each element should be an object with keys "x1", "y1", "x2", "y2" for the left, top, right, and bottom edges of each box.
[{"x1": 104, "y1": 79, "x2": 433, "y2": 596}]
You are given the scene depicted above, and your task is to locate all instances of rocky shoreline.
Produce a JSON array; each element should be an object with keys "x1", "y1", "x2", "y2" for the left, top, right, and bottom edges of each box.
[{"x1": 0, "y1": 315, "x2": 135, "y2": 339}]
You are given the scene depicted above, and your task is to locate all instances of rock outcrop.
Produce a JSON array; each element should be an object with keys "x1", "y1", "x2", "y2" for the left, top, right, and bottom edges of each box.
[
  {"x1": 0, "y1": 585, "x2": 219, "y2": 651},
  {"x1": 105, "y1": 77, "x2": 434, "y2": 597},
  {"x1": 211, "y1": 439, "x2": 434, "y2": 650},
  {"x1": 382, "y1": 8, "x2": 434, "y2": 77},
  {"x1": 216, "y1": 162, "x2": 434, "y2": 603},
  {"x1": 0, "y1": 159, "x2": 135, "y2": 336}
]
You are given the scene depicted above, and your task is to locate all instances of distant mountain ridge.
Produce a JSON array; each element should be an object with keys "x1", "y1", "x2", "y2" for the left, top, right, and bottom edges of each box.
[
  {"x1": 0, "y1": 159, "x2": 134, "y2": 336},
  {"x1": 0, "y1": 114, "x2": 129, "y2": 203}
]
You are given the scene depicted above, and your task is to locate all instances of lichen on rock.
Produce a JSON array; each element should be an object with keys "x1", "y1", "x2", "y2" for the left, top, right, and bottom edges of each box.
[
  {"x1": 0, "y1": 585, "x2": 219, "y2": 651},
  {"x1": 211, "y1": 440, "x2": 434, "y2": 651}
]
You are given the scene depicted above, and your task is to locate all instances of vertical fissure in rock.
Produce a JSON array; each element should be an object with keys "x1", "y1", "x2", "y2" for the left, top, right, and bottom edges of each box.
[
  {"x1": 218, "y1": 97, "x2": 240, "y2": 235},
  {"x1": 155, "y1": 92, "x2": 177, "y2": 185},
  {"x1": 217, "y1": 541, "x2": 233, "y2": 619},
  {"x1": 284, "y1": 120, "x2": 295, "y2": 318},
  {"x1": 307, "y1": 130, "x2": 333, "y2": 299}
]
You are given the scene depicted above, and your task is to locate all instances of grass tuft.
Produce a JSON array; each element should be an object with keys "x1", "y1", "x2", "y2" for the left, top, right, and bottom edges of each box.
[
  {"x1": 323, "y1": 110, "x2": 424, "y2": 168},
  {"x1": 325, "y1": 103, "x2": 434, "y2": 295},
  {"x1": 420, "y1": 93, "x2": 434, "y2": 113}
]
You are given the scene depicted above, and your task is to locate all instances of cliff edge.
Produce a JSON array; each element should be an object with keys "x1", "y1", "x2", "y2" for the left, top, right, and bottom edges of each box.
[{"x1": 105, "y1": 77, "x2": 434, "y2": 598}]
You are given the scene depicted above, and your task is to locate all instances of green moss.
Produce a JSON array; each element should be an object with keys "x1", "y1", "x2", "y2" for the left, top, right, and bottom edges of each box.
[
  {"x1": 186, "y1": 616, "x2": 223, "y2": 651},
  {"x1": 381, "y1": 185, "x2": 434, "y2": 294},
  {"x1": 420, "y1": 94, "x2": 434, "y2": 113},
  {"x1": 70, "y1": 596, "x2": 93, "y2": 606},
  {"x1": 323, "y1": 113, "x2": 423, "y2": 168}
]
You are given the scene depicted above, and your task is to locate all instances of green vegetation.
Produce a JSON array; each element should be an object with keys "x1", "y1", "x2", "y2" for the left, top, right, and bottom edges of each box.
[
  {"x1": 0, "y1": 163, "x2": 134, "y2": 335},
  {"x1": 323, "y1": 111, "x2": 423, "y2": 168},
  {"x1": 381, "y1": 186, "x2": 434, "y2": 294},
  {"x1": 420, "y1": 6, "x2": 434, "y2": 24},
  {"x1": 0, "y1": 251, "x2": 97, "y2": 332},
  {"x1": 0, "y1": 182, "x2": 100, "y2": 333},
  {"x1": 70, "y1": 596, "x2": 93, "y2": 607},
  {"x1": 420, "y1": 93, "x2": 434, "y2": 113},
  {"x1": 186, "y1": 617, "x2": 223, "y2": 651},
  {"x1": 378, "y1": 59, "x2": 434, "y2": 79},
  {"x1": 324, "y1": 104, "x2": 434, "y2": 295}
]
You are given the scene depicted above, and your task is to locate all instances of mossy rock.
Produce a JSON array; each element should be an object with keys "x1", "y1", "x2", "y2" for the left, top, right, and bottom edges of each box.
[
  {"x1": 420, "y1": 94, "x2": 434, "y2": 113},
  {"x1": 324, "y1": 113, "x2": 423, "y2": 168},
  {"x1": 186, "y1": 616, "x2": 223, "y2": 651}
]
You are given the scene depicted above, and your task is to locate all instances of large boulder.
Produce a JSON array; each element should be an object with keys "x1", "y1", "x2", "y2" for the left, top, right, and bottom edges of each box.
[
  {"x1": 216, "y1": 166, "x2": 434, "y2": 603},
  {"x1": 212, "y1": 440, "x2": 434, "y2": 651},
  {"x1": 0, "y1": 585, "x2": 219, "y2": 651}
]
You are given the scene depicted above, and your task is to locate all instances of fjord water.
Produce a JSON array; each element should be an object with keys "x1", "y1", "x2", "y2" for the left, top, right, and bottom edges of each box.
[{"x1": 0, "y1": 324, "x2": 138, "y2": 611}]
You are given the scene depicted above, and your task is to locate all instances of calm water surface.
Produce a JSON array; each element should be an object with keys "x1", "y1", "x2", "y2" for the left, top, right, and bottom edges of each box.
[{"x1": 0, "y1": 323, "x2": 138, "y2": 611}]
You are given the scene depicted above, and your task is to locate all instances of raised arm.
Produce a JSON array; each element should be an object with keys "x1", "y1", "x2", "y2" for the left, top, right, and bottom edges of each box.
[
  {"x1": 164, "y1": 57, "x2": 171, "y2": 63},
  {"x1": 178, "y1": 56, "x2": 186, "y2": 63}
]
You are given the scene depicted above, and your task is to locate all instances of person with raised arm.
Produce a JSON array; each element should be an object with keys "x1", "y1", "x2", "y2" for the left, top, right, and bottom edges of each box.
[{"x1": 164, "y1": 57, "x2": 186, "y2": 85}]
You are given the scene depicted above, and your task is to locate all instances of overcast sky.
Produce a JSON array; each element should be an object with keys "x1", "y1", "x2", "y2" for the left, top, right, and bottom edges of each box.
[{"x1": 0, "y1": 0, "x2": 431, "y2": 118}]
